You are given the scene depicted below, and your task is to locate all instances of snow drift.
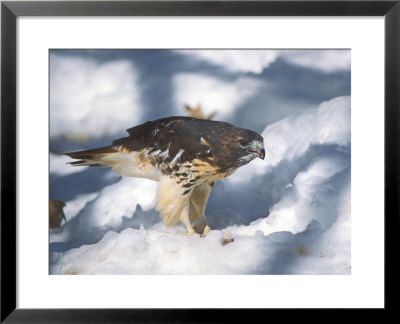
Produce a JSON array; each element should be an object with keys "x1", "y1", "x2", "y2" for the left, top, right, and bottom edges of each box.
[
  {"x1": 50, "y1": 96, "x2": 351, "y2": 275},
  {"x1": 175, "y1": 50, "x2": 351, "y2": 74},
  {"x1": 50, "y1": 55, "x2": 142, "y2": 139},
  {"x1": 172, "y1": 73, "x2": 264, "y2": 119}
]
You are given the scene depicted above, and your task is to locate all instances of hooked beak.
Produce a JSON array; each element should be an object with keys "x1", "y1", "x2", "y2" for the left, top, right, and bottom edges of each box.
[{"x1": 249, "y1": 148, "x2": 265, "y2": 160}]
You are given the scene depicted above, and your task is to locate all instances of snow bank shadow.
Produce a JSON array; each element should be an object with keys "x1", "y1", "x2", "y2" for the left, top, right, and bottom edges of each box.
[
  {"x1": 207, "y1": 143, "x2": 350, "y2": 230},
  {"x1": 50, "y1": 166, "x2": 120, "y2": 202},
  {"x1": 50, "y1": 204, "x2": 160, "y2": 253}
]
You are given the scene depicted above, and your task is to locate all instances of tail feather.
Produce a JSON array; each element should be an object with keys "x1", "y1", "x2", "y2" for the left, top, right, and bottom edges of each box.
[
  {"x1": 64, "y1": 145, "x2": 118, "y2": 167},
  {"x1": 68, "y1": 160, "x2": 102, "y2": 167}
]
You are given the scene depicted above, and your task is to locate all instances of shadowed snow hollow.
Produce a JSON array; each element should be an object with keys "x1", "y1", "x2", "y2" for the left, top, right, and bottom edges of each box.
[{"x1": 50, "y1": 96, "x2": 351, "y2": 275}]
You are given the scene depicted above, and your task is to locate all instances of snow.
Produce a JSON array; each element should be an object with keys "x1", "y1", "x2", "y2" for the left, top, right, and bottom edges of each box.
[
  {"x1": 281, "y1": 50, "x2": 351, "y2": 73},
  {"x1": 50, "y1": 177, "x2": 158, "y2": 248},
  {"x1": 50, "y1": 54, "x2": 142, "y2": 139},
  {"x1": 172, "y1": 73, "x2": 264, "y2": 119},
  {"x1": 49, "y1": 49, "x2": 350, "y2": 146},
  {"x1": 62, "y1": 192, "x2": 98, "y2": 222},
  {"x1": 50, "y1": 96, "x2": 351, "y2": 275},
  {"x1": 175, "y1": 50, "x2": 350, "y2": 74},
  {"x1": 50, "y1": 153, "x2": 86, "y2": 176},
  {"x1": 175, "y1": 50, "x2": 281, "y2": 74},
  {"x1": 228, "y1": 96, "x2": 350, "y2": 180}
]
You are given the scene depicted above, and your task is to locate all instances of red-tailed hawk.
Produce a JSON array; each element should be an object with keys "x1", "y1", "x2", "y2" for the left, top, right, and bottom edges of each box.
[{"x1": 65, "y1": 117, "x2": 265, "y2": 236}]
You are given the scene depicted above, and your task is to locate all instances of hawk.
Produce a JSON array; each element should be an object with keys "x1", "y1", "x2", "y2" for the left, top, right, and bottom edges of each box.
[{"x1": 65, "y1": 117, "x2": 265, "y2": 236}]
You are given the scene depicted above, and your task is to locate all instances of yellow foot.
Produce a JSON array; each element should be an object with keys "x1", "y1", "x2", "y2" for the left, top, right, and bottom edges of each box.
[
  {"x1": 200, "y1": 225, "x2": 211, "y2": 237},
  {"x1": 186, "y1": 227, "x2": 196, "y2": 236}
]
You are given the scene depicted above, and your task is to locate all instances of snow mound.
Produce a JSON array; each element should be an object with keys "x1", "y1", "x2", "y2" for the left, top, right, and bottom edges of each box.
[
  {"x1": 50, "y1": 55, "x2": 142, "y2": 139},
  {"x1": 50, "y1": 178, "x2": 158, "y2": 249},
  {"x1": 175, "y1": 50, "x2": 281, "y2": 74},
  {"x1": 175, "y1": 50, "x2": 350, "y2": 74},
  {"x1": 281, "y1": 50, "x2": 351, "y2": 73},
  {"x1": 50, "y1": 96, "x2": 351, "y2": 275},
  {"x1": 172, "y1": 73, "x2": 264, "y2": 119},
  {"x1": 50, "y1": 153, "x2": 87, "y2": 176}
]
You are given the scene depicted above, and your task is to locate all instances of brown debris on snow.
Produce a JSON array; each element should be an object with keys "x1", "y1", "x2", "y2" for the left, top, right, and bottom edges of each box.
[
  {"x1": 49, "y1": 198, "x2": 67, "y2": 229},
  {"x1": 185, "y1": 104, "x2": 217, "y2": 120}
]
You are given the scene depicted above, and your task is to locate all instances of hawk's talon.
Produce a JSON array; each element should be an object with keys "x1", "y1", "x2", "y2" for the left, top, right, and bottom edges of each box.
[{"x1": 200, "y1": 225, "x2": 211, "y2": 237}]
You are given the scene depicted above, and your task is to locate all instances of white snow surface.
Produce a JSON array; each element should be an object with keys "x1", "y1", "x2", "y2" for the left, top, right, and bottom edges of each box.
[
  {"x1": 50, "y1": 55, "x2": 142, "y2": 138},
  {"x1": 172, "y1": 73, "x2": 264, "y2": 119},
  {"x1": 175, "y1": 50, "x2": 351, "y2": 74},
  {"x1": 50, "y1": 96, "x2": 351, "y2": 275},
  {"x1": 50, "y1": 153, "x2": 87, "y2": 176}
]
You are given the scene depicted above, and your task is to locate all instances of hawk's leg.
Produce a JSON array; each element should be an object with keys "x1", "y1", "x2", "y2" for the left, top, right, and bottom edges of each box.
[
  {"x1": 157, "y1": 177, "x2": 213, "y2": 236},
  {"x1": 179, "y1": 204, "x2": 197, "y2": 236},
  {"x1": 189, "y1": 183, "x2": 213, "y2": 236},
  {"x1": 157, "y1": 176, "x2": 189, "y2": 228}
]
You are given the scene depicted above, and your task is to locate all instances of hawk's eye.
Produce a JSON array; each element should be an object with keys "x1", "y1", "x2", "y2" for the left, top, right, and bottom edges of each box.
[{"x1": 239, "y1": 139, "x2": 248, "y2": 147}]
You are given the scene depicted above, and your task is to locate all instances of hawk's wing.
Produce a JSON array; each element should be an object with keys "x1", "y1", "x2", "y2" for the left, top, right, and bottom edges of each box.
[{"x1": 65, "y1": 117, "x2": 218, "y2": 182}]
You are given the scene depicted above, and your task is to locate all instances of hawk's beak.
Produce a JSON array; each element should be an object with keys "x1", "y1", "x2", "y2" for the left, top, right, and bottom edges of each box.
[
  {"x1": 257, "y1": 148, "x2": 265, "y2": 160},
  {"x1": 249, "y1": 148, "x2": 265, "y2": 160}
]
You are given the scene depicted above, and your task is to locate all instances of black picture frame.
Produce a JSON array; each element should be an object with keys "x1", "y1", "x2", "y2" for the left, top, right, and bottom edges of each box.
[{"x1": 1, "y1": 0, "x2": 399, "y2": 322}]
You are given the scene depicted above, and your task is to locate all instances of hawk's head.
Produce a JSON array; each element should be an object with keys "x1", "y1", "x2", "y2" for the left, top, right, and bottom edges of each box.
[
  {"x1": 201, "y1": 122, "x2": 265, "y2": 172},
  {"x1": 230, "y1": 128, "x2": 265, "y2": 165}
]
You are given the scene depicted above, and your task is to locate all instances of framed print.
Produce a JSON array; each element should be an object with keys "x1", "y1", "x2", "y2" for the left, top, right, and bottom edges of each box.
[{"x1": 1, "y1": 0, "x2": 399, "y2": 322}]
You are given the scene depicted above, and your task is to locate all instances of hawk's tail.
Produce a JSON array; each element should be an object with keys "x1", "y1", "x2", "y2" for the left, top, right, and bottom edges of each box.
[{"x1": 64, "y1": 146, "x2": 118, "y2": 167}]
